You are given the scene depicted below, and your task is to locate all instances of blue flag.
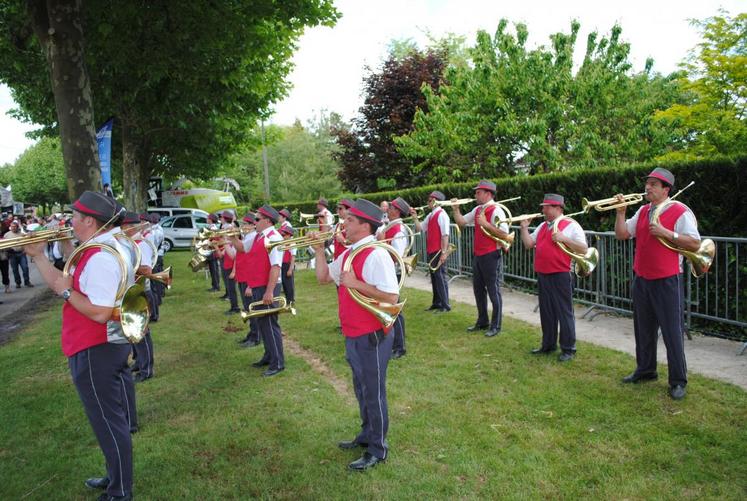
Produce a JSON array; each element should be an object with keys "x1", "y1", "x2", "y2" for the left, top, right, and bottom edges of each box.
[{"x1": 96, "y1": 118, "x2": 113, "y2": 187}]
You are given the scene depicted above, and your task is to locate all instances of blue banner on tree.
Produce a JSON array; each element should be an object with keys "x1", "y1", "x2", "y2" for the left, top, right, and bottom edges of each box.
[{"x1": 96, "y1": 118, "x2": 113, "y2": 187}]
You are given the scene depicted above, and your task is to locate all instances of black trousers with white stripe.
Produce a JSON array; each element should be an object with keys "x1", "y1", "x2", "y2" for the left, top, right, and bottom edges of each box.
[
  {"x1": 346, "y1": 329, "x2": 394, "y2": 460},
  {"x1": 252, "y1": 284, "x2": 284, "y2": 370},
  {"x1": 472, "y1": 250, "x2": 503, "y2": 331},
  {"x1": 537, "y1": 272, "x2": 576, "y2": 353},
  {"x1": 427, "y1": 251, "x2": 450, "y2": 310},
  {"x1": 631, "y1": 274, "x2": 688, "y2": 387},
  {"x1": 69, "y1": 343, "x2": 133, "y2": 498},
  {"x1": 133, "y1": 328, "x2": 154, "y2": 378}
]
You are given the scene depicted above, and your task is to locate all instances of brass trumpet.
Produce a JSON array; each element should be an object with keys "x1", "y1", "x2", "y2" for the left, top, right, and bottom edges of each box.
[
  {"x1": 0, "y1": 227, "x2": 74, "y2": 250},
  {"x1": 241, "y1": 296, "x2": 296, "y2": 321},
  {"x1": 582, "y1": 193, "x2": 646, "y2": 212},
  {"x1": 428, "y1": 225, "x2": 460, "y2": 272},
  {"x1": 266, "y1": 228, "x2": 340, "y2": 252},
  {"x1": 434, "y1": 195, "x2": 521, "y2": 209}
]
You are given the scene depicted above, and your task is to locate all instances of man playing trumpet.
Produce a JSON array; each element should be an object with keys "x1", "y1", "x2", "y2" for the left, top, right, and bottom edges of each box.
[
  {"x1": 614, "y1": 167, "x2": 701, "y2": 400},
  {"x1": 519, "y1": 194, "x2": 588, "y2": 362},
  {"x1": 411, "y1": 190, "x2": 451, "y2": 313}
]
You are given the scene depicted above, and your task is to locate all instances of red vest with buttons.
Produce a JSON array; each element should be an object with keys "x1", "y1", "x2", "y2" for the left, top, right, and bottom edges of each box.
[
  {"x1": 634, "y1": 202, "x2": 687, "y2": 279},
  {"x1": 235, "y1": 245, "x2": 251, "y2": 284},
  {"x1": 61, "y1": 248, "x2": 110, "y2": 357},
  {"x1": 246, "y1": 230, "x2": 280, "y2": 288},
  {"x1": 221, "y1": 244, "x2": 234, "y2": 270},
  {"x1": 426, "y1": 209, "x2": 444, "y2": 254},
  {"x1": 282, "y1": 249, "x2": 292, "y2": 264},
  {"x1": 474, "y1": 204, "x2": 499, "y2": 256},
  {"x1": 534, "y1": 218, "x2": 573, "y2": 273},
  {"x1": 338, "y1": 247, "x2": 391, "y2": 337},
  {"x1": 333, "y1": 224, "x2": 348, "y2": 259}
]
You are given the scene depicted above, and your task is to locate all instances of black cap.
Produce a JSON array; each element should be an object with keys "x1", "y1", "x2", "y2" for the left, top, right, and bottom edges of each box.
[
  {"x1": 121, "y1": 212, "x2": 141, "y2": 225},
  {"x1": 279, "y1": 208, "x2": 291, "y2": 219},
  {"x1": 348, "y1": 198, "x2": 384, "y2": 226},
  {"x1": 72, "y1": 191, "x2": 119, "y2": 223},
  {"x1": 391, "y1": 197, "x2": 411, "y2": 216},
  {"x1": 257, "y1": 204, "x2": 280, "y2": 223}
]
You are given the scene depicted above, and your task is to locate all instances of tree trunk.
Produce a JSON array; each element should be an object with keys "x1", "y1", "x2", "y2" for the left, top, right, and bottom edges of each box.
[
  {"x1": 121, "y1": 121, "x2": 151, "y2": 212},
  {"x1": 27, "y1": 0, "x2": 101, "y2": 201}
]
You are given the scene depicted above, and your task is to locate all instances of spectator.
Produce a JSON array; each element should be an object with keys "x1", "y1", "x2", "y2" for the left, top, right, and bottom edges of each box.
[{"x1": 4, "y1": 221, "x2": 33, "y2": 288}]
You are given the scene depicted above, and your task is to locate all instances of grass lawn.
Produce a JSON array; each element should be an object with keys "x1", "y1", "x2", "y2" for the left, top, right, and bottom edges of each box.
[{"x1": 1, "y1": 251, "x2": 745, "y2": 500}]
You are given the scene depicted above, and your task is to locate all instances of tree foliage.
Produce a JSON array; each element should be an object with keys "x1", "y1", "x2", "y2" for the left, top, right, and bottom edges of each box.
[
  {"x1": 332, "y1": 46, "x2": 447, "y2": 193},
  {"x1": 654, "y1": 11, "x2": 747, "y2": 161},
  {"x1": 0, "y1": 1, "x2": 339, "y2": 209},
  {"x1": 9, "y1": 136, "x2": 67, "y2": 208},
  {"x1": 395, "y1": 20, "x2": 686, "y2": 183},
  {"x1": 219, "y1": 111, "x2": 344, "y2": 205}
]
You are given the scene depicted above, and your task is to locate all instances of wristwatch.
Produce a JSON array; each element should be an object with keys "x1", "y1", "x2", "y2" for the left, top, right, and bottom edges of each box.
[
  {"x1": 672, "y1": 231, "x2": 679, "y2": 241},
  {"x1": 61, "y1": 288, "x2": 72, "y2": 301}
]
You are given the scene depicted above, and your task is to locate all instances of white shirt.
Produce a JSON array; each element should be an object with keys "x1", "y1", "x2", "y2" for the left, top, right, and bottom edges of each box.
[
  {"x1": 625, "y1": 200, "x2": 700, "y2": 239},
  {"x1": 462, "y1": 202, "x2": 509, "y2": 252},
  {"x1": 137, "y1": 237, "x2": 155, "y2": 268},
  {"x1": 262, "y1": 227, "x2": 284, "y2": 267},
  {"x1": 530, "y1": 217, "x2": 587, "y2": 246},
  {"x1": 319, "y1": 208, "x2": 334, "y2": 227},
  {"x1": 421, "y1": 208, "x2": 450, "y2": 237},
  {"x1": 77, "y1": 228, "x2": 126, "y2": 308},
  {"x1": 240, "y1": 230, "x2": 257, "y2": 253},
  {"x1": 328, "y1": 235, "x2": 399, "y2": 294}
]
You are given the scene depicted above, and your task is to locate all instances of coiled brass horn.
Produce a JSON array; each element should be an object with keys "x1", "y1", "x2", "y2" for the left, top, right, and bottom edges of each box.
[
  {"x1": 240, "y1": 296, "x2": 296, "y2": 321},
  {"x1": 343, "y1": 241, "x2": 406, "y2": 329},
  {"x1": 552, "y1": 212, "x2": 599, "y2": 278}
]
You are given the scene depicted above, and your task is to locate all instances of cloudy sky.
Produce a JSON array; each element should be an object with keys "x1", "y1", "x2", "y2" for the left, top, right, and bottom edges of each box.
[{"x1": 0, "y1": 0, "x2": 742, "y2": 165}]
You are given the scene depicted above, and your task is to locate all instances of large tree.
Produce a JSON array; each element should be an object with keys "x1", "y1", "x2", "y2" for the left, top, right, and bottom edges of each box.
[
  {"x1": 0, "y1": 1, "x2": 339, "y2": 209},
  {"x1": 332, "y1": 44, "x2": 447, "y2": 193},
  {"x1": 654, "y1": 11, "x2": 747, "y2": 161},
  {"x1": 10, "y1": 136, "x2": 68, "y2": 210}
]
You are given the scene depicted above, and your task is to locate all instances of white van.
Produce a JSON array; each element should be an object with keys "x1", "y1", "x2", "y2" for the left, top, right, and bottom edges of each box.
[{"x1": 147, "y1": 207, "x2": 210, "y2": 219}]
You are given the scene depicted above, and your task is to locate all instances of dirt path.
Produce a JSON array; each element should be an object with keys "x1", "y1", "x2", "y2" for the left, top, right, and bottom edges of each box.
[
  {"x1": 405, "y1": 273, "x2": 747, "y2": 391},
  {"x1": 283, "y1": 335, "x2": 355, "y2": 405}
]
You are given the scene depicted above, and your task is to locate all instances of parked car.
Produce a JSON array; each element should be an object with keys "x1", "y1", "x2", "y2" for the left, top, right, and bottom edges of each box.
[
  {"x1": 159, "y1": 214, "x2": 209, "y2": 251},
  {"x1": 147, "y1": 207, "x2": 210, "y2": 219}
]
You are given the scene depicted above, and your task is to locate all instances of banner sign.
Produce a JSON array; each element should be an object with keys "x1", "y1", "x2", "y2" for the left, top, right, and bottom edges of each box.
[{"x1": 96, "y1": 118, "x2": 113, "y2": 187}]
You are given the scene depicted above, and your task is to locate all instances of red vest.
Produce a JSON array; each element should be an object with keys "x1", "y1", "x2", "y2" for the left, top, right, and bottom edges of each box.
[
  {"x1": 221, "y1": 242, "x2": 234, "y2": 270},
  {"x1": 61, "y1": 248, "x2": 110, "y2": 357},
  {"x1": 474, "y1": 204, "x2": 499, "y2": 256},
  {"x1": 282, "y1": 249, "x2": 292, "y2": 264},
  {"x1": 426, "y1": 209, "x2": 444, "y2": 254},
  {"x1": 235, "y1": 248, "x2": 251, "y2": 284},
  {"x1": 633, "y1": 202, "x2": 687, "y2": 279},
  {"x1": 534, "y1": 218, "x2": 573, "y2": 274},
  {"x1": 338, "y1": 247, "x2": 391, "y2": 337},
  {"x1": 246, "y1": 230, "x2": 279, "y2": 288},
  {"x1": 385, "y1": 222, "x2": 402, "y2": 242}
]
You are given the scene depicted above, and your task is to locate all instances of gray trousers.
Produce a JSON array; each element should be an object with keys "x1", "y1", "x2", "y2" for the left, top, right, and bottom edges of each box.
[
  {"x1": 346, "y1": 330, "x2": 394, "y2": 460},
  {"x1": 537, "y1": 272, "x2": 576, "y2": 353},
  {"x1": 69, "y1": 344, "x2": 133, "y2": 498},
  {"x1": 632, "y1": 274, "x2": 688, "y2": 387},
  {"x1": 253, "y1": 284, "x2": 284, "y2": 370}
]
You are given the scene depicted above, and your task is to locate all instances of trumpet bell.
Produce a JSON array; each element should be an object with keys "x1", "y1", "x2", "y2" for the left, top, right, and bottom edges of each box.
[
  {"x1": 402, "y1": 254, "x2": 418, "y2": 276},
  {"x1": 188, "y1": 253, "x2": 208, "y2": 272},
  {"x1": 120, "y1": 283, "x2": 150, "y2": 344},
  {"x1": 148, "y1": 267, "x2": 173, "y2": 289},
  {"x1": 241, "y1": 297, "x2": 296, "y2": 321},
  {"x1": 362, "y1": 298, "x2": 407, "y2": 329},
  {"x1": 686, "y1": 238, "x2": 716, "y2": 278},
  {"x1": 573, "y1": 247, "x2": 599, "y2": 278}
]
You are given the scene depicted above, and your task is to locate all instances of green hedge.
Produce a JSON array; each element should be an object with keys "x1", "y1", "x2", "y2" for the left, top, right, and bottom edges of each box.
[{"x1": 242, "y1": 157, "x2": 746, "y2": 237}]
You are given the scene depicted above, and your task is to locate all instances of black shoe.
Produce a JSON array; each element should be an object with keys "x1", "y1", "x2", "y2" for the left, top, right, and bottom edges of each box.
[
  {"x1": 531, "y1": 347, "x2": 556, "y2": 354},
  {"x1": 97, "y1": 494, "x2": 132, "y2": 501},
  {"x1": 391, "y1": 349, "x2": 406, "y2": 359},
  {"x1": 669, "y1": 385, "x2": 686, "y2": 400},
  {"x1": 484, "y1": 328, "x2": 500, "y2": 337},
  {"x1": 435, "y1": 307, "x2": 450, "y2": 313},
  {"x1": 219, "y1": 294, "x2": 228, "y2": 300},
  {"x1": 466, "y1": 324, "x2": 489, "y2": 332},
  {"x1": 262, "y1": 367, "x2": 284, "y2": 377},
  {"x1": 338, "y1": 440, "x2": 368, "y2": 450},
  {"x1": 251, "y1": 360, "x2": 270, "y2": 368},
  {"x1": 240, "y1": 339, "x2": 260, "y2": 348},
  {"x1": 424, "y1": 305, "x2": 439, "y2": 312},
  {"x1": 621, "y1": 372, "x2": 658, "y2": 384},
  {"x1": 207, "y1": 288, "x2": 220, "y2": 292},
  {"x1": 85, "y1": 477, "x2": 109, "y2": 490},
  {"x1": 134, "y1": 373, "x2": 151, "y2": 383},
  {"x1": 25, "y1": 283, "x2": 33, "y2": 287},
  {"x1": 558, "y1": 352, "x2": 575, "y2": 362},
  {"x1": 348, "y1": 452, "x2": 385, "y2": 471},
  {"x1": 225, "y1": 308, "x2": 240, "y2": 315}
]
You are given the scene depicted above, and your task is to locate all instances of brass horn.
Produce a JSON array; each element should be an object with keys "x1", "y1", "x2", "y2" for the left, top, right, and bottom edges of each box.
[
  {"x1": 582, "y1": 193, "x2": 646, "y2": 212},
  {"x1": 140, "y1": 266, "x2": 173, "y2": 289},
  {"x1": 0, "y1": 227, "x2": 74, "y2": 250},
  {"x1": 479, "y1": 202, "x2": 515, "y2": 251},
  {"x1": 343, "y1": 241, "x2": 406, "y2": 329},
  {"x1": 240, "y1": 297, "x2": 296, "y2": 321},
  {"x1": 552, "y1": 211, "x2": 599, "y2": 278}
]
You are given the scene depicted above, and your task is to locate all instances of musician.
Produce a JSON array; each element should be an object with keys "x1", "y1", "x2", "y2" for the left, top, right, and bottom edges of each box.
[
  {"x1": 378, "y1": 197, "x2": 410, "y2": 359},
  {"x1": 139, "y1": 213, "x2": 160, "y2": 322},
  {"x1": 451, "y1": 180, "x2": 509, "y2": 337},
  {"x1": 216, "y1": 211, "x2": 240, "y2": 314},
  {"x1": 333, "y1": 199, "x2": 354, "y2": 260},
  {"x1": 246, "y1": 205, "x2": 285, "y2": 376},
  {"x1": 412, "y1": 190, "x2": 451, "y2": 313},
  {"x1": 278, "y1": 209, "x2": 293, "y2": 233},
  {"x1": 313, "y1": 198, "x2": 398, "y2": 471},
  {"x1": 317, "y1": 197, "x2": 335, "y2": 230},
  {"x1": 279, "y1": 226, "x2": 296, "y2": 305},
  {"x1": 519, "y1": 194, "x2": 588, "y2": 362},
  {"x1": 231, "y1": 213, "x2": 260, "y2": 348},
  {"x1": 148, "y1": 213, "x2": 166, "y2": 304},
  {"x1": 25, "y1": 191, "x2": 135, "y2": 500},
  {"x1": 614, "y1": 168, "x2": 700, "y2": 400},
  {"x1": 122, "y1": 212, "x2": 155, "y2": 382},
  {"x1": 205, "y1": 214, "x2": 222, "y2": 293}
]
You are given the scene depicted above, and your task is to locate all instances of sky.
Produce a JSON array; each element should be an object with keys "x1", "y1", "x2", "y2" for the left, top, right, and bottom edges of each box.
[{"x1": 0, "y1": 0, "x2": 742, "y2": 165}]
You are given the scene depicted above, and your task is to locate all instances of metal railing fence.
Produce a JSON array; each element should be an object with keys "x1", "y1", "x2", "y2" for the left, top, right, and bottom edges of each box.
[{"x1": 411, "y1": 224, "x2": 747, "y2": 341}]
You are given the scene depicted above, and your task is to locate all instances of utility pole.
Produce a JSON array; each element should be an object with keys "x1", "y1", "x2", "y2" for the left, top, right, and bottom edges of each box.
[{"x1": 261, "y1": 120, "x2": 270, "y2": 200}]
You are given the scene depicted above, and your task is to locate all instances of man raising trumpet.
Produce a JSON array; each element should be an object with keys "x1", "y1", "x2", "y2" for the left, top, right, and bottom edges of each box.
[
  {"x1": 411, "y1": 190, "x2": 451, "y2": 313},
  {"x1": 614, "y1": 167, "x2": 701, "y2": 401},
  {"x1": 519, "y1": 194, "x2": 588, "y2": 362},
  {"x1": 312, "y1": 199, "x2": 399, "y2": 471}
]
